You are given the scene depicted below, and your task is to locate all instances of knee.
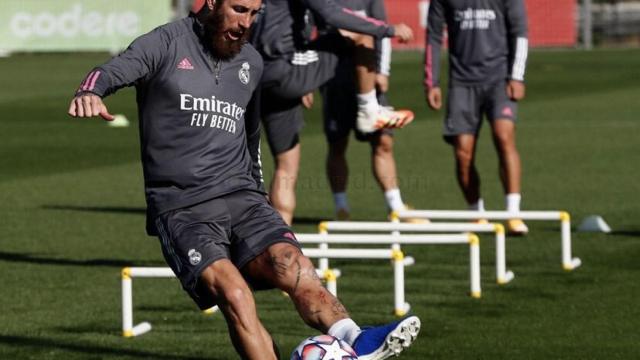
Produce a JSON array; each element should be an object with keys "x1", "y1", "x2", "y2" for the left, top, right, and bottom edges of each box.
[
  {"x1": 269, "y1": 246, "x2": 318, "y2": 291},
  {"x1": 455, "y1": 147, "x2": 474, "y2": 168},
  {"x1": 373, "y1": 135, "x2": 393, "y2": 155}
]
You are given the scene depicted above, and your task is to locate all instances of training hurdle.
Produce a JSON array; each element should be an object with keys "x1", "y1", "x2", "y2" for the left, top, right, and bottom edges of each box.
[
  {"x1": 296, "y1": 233, "x2": 481, "y2": 316},
  {"x1": 121, "y1": 266, "x2": 339, "y2": 337},
  {"x1": 319, "y1": 221, "x2": 514, "y2": 285},
  {"x1": 396, "y1": 210, "x2": 582, "y2": 271}
]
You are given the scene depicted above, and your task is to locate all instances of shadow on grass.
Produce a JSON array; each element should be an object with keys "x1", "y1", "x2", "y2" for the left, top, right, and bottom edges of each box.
[
  {"x1": 42, "y1": 205, "x2": 146, "y2": 215},
  {"x1": 0, "y1": 335, "x2": 206, "y2": 360},
  {"x1": 610, "y1": 230, "x2": 640, "y2": 238},
  {"x1": 291, "y1": 216, "x2": 328, "y2": 225},
  {"x1": 0, "y1": 251, "x2": 160, "y2": 268}
]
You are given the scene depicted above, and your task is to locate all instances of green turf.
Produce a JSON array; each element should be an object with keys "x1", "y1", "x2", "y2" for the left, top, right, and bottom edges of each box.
[{"x1": 1, "y1": 49, "x2": 639, "y2": 359}]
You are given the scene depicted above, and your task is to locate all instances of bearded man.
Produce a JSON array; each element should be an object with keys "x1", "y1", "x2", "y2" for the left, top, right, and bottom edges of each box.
[{"x1": 67, "y1": 0, "x2": 420, "y2": 359}]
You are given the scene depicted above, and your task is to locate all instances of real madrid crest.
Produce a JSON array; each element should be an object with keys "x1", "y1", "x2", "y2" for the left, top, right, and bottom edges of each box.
[{"x1": 239, "y1": 62, "x2": 250, "y2": 85}]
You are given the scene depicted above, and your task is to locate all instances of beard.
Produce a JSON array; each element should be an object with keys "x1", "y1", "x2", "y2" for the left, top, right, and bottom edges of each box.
[{"x1": 203, "y1": 5, "x2": 251, "y2": 61}]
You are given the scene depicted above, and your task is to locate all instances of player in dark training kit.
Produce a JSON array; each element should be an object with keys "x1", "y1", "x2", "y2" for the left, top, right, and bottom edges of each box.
[
  {"x1": 318, "y1": 0, "x2": 417, "y2": 220},
  {"x1": 67, "y1": 0, "x2": 420, "y2": 358},
  {"x1": 424, "y1": 0, "x2": 530, "y2": 234},
  {"x1": 249, "y1": 0, "x2": 415, "y2": 225}
]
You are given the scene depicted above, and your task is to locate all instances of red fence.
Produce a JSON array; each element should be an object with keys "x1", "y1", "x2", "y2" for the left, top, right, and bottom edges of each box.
[{"x1": 384, "y1": 0, "x2": 577, "y2": 49}]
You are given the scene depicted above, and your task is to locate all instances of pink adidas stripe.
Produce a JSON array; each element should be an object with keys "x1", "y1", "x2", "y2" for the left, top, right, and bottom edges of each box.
[
  {"x1": 85, "y1": 70, "x2": 101, "y2": 91},
  {"x1": 425, "y1": 45, "x2": 433, "y2": 89},
  {"x1": 341, "y1": 7, "x2": 386, "y2": 27},
  {"x1": 80, "y1": 71, "x2": 95, "y2": 91}
]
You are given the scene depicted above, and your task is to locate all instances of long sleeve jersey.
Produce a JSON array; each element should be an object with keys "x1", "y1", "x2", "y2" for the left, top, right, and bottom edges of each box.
[
  {"x1": 316, "y1": 0, "x2": 392, "y2": 75},
  {"x1": 424, "y1": 0, "x2": 528, "y2": 89},
  {"x1": 252, "y1": 0, "x2": 395, "y2": 61},
  {"x1": 76, "y1": 15, "x2": 265, "y2": 233}
]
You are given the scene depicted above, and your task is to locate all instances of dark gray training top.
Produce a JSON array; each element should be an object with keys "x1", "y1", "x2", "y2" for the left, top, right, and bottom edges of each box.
[
  {"x1": 424, "y1": 0, "x2": 528, "y2": 88},
  {"x1": 76, "y1": 15, "x2": 264, "y2": 233},
  {"x1": 252, "y1": 0, "x2": 395, "y2": 61}
]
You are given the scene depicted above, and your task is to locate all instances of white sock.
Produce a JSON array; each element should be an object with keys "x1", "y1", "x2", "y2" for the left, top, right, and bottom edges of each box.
[
  {"x1": 384, "y1": 188, "x2": 405, "y2": 212},
  {"x1": 468, "y1": 198, "x2": 485, "y2": 211},
  {"x1": 328, "y1": 318, "x2": 361, "y2": 345},
  {"x1": 333, "y1": 192, "x2": 349, "y2": 212},
  {"x1": 357, "y1": 89, "x2": 378, "y2": 112},
  {"x1": 506, "y1": 193, "x2": 521, "y2": 213}
]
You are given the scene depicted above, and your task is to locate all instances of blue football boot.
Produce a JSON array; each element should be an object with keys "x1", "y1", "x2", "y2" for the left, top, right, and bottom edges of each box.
[{"x1": 352, "y1": 316, "x2": 421, "y2": 360}]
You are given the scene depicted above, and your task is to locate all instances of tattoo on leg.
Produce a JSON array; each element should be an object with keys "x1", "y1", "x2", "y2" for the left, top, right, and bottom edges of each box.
[
  {"x1": 293, "y1": 260, "x2": 302, "y2": 292},
  {"x1": 331, "y1": 297, "x2": 348, "y2": 317},
  {"x1": 269, "y1": 253, "x2": 291, "y2": 277}
]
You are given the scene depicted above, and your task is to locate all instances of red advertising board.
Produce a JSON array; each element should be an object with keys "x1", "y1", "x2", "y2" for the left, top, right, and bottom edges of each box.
[{"x1": 384, "y1": 0, "x2": 577, "y2": 49}]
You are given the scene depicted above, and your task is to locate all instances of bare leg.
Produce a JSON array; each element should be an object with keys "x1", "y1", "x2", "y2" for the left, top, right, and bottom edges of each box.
[
  {"x1": 270, "y1": 144, "x2": 300, "y2": 225},
  {"x1": 326, "y1": 137, "x2": 349, "y2": 194},
  {"x1": 453, "y1": 134, "x2": 481, "y2": 205},
  {"x1": 200, "y1": 260, "x2": 277, "y2": 360},
  {"x1": 243, "y1": 243, "x2": 349, "y2": 332},
  {"x1": 491, "y1": 119, "x2": 521, "y2": 194},
  {"x1": 370, "y1": 133, "x2": 398, "y2": 192},
  {"x1": 338, "y1": 30, "x2": 377, "y2": 94}
]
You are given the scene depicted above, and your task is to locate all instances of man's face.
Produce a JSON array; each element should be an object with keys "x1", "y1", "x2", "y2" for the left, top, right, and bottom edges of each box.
[{"x1": 204, "y1": 0, "x2": 262, "y2": 60}]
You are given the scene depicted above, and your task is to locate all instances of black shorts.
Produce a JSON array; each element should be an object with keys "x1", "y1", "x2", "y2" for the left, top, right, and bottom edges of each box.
[
  {"x1": 320, "y1": 57, "x2": 392, "y2": 144},
  {"x1": 260, "y1": 33, "x2": 351, "y2": 155},
  {"x1": 443, "y1": 81, "x2": 518, "y2": 143},
  {"x1": 153, "y1": 190, "x2": 299, "y2": 309}
]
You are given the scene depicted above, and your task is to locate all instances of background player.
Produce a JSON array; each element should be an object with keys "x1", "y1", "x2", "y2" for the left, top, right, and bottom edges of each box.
[
  {"x1": 319, "y1": 0, "x2": 415, "y2": 220},
  {"x1": 251, "y1": 0, "x2": 415, "y2": 224},
  {"x1": 69, "y1": 0, "x2": 421, "y2": 358},
  {"x1": 424, "y1": 0, "x2": 530, "y2": 234}
]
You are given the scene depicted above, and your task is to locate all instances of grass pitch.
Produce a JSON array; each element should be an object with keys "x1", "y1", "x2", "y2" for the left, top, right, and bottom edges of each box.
[{"x1": 1, "y1": 49, "x2": 639, "y2": 359}]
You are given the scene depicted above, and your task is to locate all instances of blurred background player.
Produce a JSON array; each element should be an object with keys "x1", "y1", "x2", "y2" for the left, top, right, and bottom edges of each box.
[
  {"x1": 250, "y1": 0, "x2": 415, "y2": 224},
  {"x1": 424, "y1": 0, "x2": 529, "y2": 234},
  {"x1": 318, "y1": 0, "x2": 416, "y2": 221}
]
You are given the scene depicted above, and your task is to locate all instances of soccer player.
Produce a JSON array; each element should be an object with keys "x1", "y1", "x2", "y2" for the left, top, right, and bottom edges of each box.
[
  {"x1": 249, "y1": 0, "x2": 415, "y2": 225},
  {"x1": 67, "y1": 0, "x2": 420, "y2": 359},
  {"x1": 424, "y1": 0, "x2": 530, "y2": 234},
  {"x1": 319, "y1": 0, "x2": 415, "y2": 220}
]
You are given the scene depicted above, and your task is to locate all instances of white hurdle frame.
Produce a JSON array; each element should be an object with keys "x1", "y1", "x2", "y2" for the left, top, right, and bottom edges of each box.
[
  {"x1": 121, "y1": 266, "x2": 339, "y2": 337},
  {"x1": 319, "y1": 221, "x2": 514, "y2": 284},
  {"x1": 296, "y1": 233, "x2": 482, "y2": 316},
  {"x1": 396, "y1": 210, "x2": 581, "y2": 270}
]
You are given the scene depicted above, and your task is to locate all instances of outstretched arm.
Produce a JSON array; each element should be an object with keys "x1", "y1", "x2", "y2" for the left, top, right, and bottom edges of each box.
[
  {"x1": 67, "y1": 27, "x2": 169, "y2": 119},
  {"x1": 304, "y1": 0, "x2": 412, "y2": 42}
]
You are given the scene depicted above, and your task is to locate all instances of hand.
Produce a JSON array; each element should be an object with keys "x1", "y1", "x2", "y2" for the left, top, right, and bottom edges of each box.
[
  {"x1": 68, "y1": 92, "x2": 115, "y2": 121},
  {"x1": 375, "y1": 74, "x2": 389, "y2": 93},
  {"x1": 506, "y1": 80, "x2": 525, "y2": 101},
  {"x1": 392, "y1": 23, "x2": 413, "y2": 43},
  {"x1": 301, "y1": 92, "x2": 314, "y2": 109},
  {"x1": 426, "y1": 87, "x2": 442, "y2": 110}
]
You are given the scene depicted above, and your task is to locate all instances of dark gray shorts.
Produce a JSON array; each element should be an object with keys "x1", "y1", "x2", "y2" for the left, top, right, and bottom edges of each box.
[
  {"x1": 260, "y1": 33, "x2": 350, "y2": 155},
  {"x1": 444, "y1": 81, "x2": 518, "y2": 142},
  {"x1": 320, "y1": 56, "x2": 392, "y2": 143},
  {"x1": 154, "y1": 190, "x2": 299, "y2": 309}
]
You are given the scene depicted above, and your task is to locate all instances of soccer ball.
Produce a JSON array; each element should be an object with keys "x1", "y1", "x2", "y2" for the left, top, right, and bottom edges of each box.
[{"x1": 291, "y1": 335, "x2": 358, "y2": 360}]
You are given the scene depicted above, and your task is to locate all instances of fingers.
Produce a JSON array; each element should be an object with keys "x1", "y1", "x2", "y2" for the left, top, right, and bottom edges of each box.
[
  {"x1": 68, "y1": 93, "x2": 114, "y2": 120},
  {"x1": 301, "y1": 92, "x2": 314, "y2": 109},
  {"x1": 67, "y1": 100, "x2": 77, "y2": 117},
  {"x1": 99, "y1": 106, "x2": 115, "y2": 121},
  {"x1": 427, "y1": 89, "x2": 442, "y2": 110},
  {"x1": 393, "y1": 24, "x2": 414, "y2": 43},
  {"x1": 506, "y1": 83, "x2": 514, "y2": 100}
]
